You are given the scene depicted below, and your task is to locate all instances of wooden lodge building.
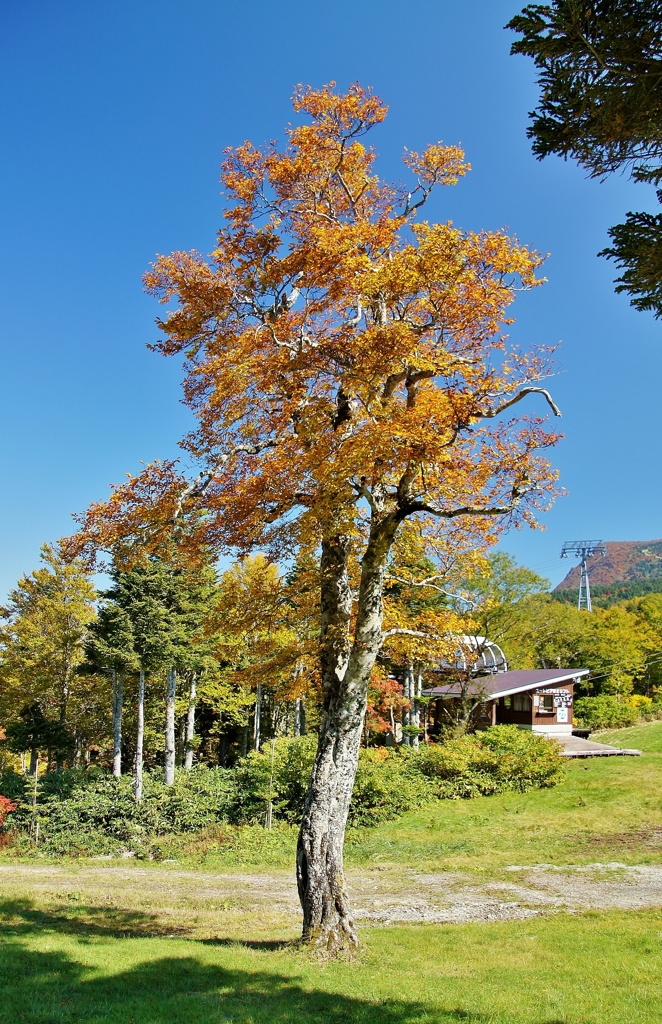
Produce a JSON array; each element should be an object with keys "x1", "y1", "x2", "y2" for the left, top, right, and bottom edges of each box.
[{"x1": 423, "y1": 668, "x2": 590, "y2": 738}]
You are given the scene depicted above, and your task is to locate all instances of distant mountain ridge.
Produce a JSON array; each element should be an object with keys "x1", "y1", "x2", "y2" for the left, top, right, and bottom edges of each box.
[{"x1": 554, "y1": 540, "x2": 662, "y2": 591}]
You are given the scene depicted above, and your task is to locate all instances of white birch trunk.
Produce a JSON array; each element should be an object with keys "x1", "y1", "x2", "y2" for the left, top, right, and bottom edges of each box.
[
  {"x1": 112, "y1": 670, "x2": 124, "y2": 779},
  {"x1": 184, "y1": 673, "x2": 197, "y2": 770},
  {"x1": 402, "y1": 664, "x2": 412, "y2": 745},
  {"x1": 412, "y1": 666, "x2": 422, "y2": 749},
  {"x1": 135, "y1": 667, "x2": 145, "y2": 802},
  {"x1": 254, "y1": 681, "x2": 262, "y2": 750},
  {"x1": 164, "y1": 666, "x2": 176, "y2": 785}
]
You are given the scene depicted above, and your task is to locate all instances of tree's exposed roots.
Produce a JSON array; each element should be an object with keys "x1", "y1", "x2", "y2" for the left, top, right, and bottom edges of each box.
[{"x1": 301, "y1": 911, "x2": 359, "y2": 956}]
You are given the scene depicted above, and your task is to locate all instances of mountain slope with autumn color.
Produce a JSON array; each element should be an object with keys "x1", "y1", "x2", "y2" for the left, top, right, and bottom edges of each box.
[{"x1": 555, "y1": 540, "x2": 662, "y2": 590}]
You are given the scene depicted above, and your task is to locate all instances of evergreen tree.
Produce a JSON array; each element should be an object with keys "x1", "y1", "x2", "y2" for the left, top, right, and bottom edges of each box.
[
  {"x1": 508, "y1": 1, "x2": 662, "y2": 315},
  {"x1": 85, "y1": 603, "x2": 137, "y2": 777}
]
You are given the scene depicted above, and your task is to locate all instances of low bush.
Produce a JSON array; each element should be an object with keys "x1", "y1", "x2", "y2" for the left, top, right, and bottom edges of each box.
[
  {"x1": 0, "y1": 766, "x2": 237, "y2": 856},
  {"x1": 409, "y1": 725, "x2": 565, "y2": 797},
  {"x1": 0, "y1": 726, "x2": 564, "y2": 856},
  {"x1": 574, "y1": 693, "x2": 662, "y2": 731},
  {"x1": 228, "y1": 736, "x2": 426, "y2": 827}
]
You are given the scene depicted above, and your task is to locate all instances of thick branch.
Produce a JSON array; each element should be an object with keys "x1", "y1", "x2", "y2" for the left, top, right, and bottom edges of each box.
[
  {"x1": 480, "y1": 387, "x2": 562, "y2": 420},
  {"x1": 403, "y1": 484, "x2": 529, "y2": 521}
]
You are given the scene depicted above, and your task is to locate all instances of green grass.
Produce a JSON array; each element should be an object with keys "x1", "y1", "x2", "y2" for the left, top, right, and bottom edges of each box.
[
  {"x1": 1, "y1": 903, "x2": 662, "y2": 1023},
  {"x1": 599, "y1": 720, "x2": 662, "y2": 753},
  {"x1": 347, "y1": 746, "x2": 662, "y2": 872},
  {"x1": 2, "y1": 729, "x2": 662, "y2": 1021}
]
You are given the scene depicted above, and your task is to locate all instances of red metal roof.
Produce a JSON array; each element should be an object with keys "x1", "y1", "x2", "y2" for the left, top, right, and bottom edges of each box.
[{"x1": 423, "y1": 668, "x2": 589, "y2": 700}]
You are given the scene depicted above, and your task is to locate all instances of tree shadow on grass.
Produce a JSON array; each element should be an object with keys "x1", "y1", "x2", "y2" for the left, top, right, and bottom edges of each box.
[
  {"x1": 0, "y1": 933, "x2": 492, "y2": 1024},
  {"x1": 0, "y1": 897, "x2": 176, "y2": 939},
  {"x1": 0, "y1": 898, "x2": 298, "y2": 948}
]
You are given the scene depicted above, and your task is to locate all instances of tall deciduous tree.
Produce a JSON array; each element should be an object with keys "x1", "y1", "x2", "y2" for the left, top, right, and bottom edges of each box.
[
  {"x1": 508, "y1": 1, "x2": 662, "y2": 315},
  {"x1": 72, "y1": 84, "x2": 561, "y2": 949},
  {"x1": 0, "y1": 542, "x2": 96, "y2": 765}
]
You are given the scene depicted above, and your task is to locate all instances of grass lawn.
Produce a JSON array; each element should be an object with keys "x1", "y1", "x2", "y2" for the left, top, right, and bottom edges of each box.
[
  {"x1": 599, "y1": 720, "x2": 662, "y2": 754},
  {"x1": 1, "y1": 904, "x2": 662, "y2": 1023},
  {"x1": 347, "y1": 740, "x2": 662, "y2": 873},
  {"x1": 2, "y1": 724, "x2": 662, "y2": 1022}
]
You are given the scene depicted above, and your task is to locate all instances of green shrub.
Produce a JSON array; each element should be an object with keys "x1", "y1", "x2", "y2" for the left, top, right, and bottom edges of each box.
[
  {"x1": 0, "y1": 766, "x2": 238, "y2": 856},
  {"x1": 230, "y1": 736, "x2": 317, "y2": 824},
  {"x1": 0, "y1": 726, "x2": 565, "y2": 856},
  {"x1": 574, "y1": 695, "x2": 640, "y2": 730},
  {"x1": 410, "y1": 725, "x2": 564, "y2": 797},
  {"x1": 350, "y1": 748, "x2": 426, "y2": 825},
  {"x1": 228, "y1": 736, "x2": 425, "y2": 827}
]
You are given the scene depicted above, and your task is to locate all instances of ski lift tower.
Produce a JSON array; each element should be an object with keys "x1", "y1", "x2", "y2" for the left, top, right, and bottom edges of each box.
[{"x1": 560, "y1": 540, "x2": 607, "y2": 612}]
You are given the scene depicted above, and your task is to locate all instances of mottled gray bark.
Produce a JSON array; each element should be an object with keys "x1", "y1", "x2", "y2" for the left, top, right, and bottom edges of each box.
[
  {"x1": 184, "y1": 673, "x2": 197, "y2": 770},
  {"x1": 135, "y1": 667, "x2": 145, "y2": 802},
  {"x1": 164, "y1": 666, "x2": 176, "y2": 785},
  {"x1": 297, "y1": 516, "x2": 399, "y2": 950},
  {"x1": 294, "y1": 698, "x2": 306, "y2": 736},
  {"x1": 112, "y1": 670, "x2": 124, "y2": 779}
]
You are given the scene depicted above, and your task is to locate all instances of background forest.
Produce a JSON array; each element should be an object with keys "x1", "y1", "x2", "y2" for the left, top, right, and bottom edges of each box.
[{"x1": 2, "y1": 539, "x2": 661, "y2": 785}]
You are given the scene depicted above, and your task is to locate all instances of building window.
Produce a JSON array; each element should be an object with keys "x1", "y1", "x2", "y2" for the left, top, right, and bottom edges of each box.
[
  {"x1": 512, "y1": 693, "x2": 531, "y2": 713},
  {"x1": 537, "y1": 693, "x2": 555, "y2": 714}
]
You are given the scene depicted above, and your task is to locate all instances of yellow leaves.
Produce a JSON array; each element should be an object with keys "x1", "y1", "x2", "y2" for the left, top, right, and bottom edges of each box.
[
  {"x1": 72, "y1": 81, "x2": 561, "y2": 580},
  {"x1": 403, "y1": 143, "x2": 471, "y2": 187},
  {"x1": 291, "y1": 82, "x2": 388, "y2": 135}
]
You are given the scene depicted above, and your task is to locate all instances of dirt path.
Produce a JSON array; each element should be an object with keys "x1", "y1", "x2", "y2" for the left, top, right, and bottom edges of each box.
[{"x1": 2, "y1": 861, "x2": 662, "y2": 934}]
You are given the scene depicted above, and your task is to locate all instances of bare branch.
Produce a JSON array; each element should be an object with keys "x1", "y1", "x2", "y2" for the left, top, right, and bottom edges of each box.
[
  {"x1": 173, "y1": 440, "x2": 278, "y2": 520},
  {"x1": 344, "y1": 301, "x2": 363, "y2": 328},
  {"x1": 480, "y1": 387, "x2": 562, "y2": 420},
  {"x1": 382, "y1": 369, "x2": 407, "y2": 403},
  {"x1": 350, "y1": 477, "x2": 379, "y2": 513},
  {"x1": 382, "y1": 627, "x2": 443, "y2": 640},
  {"x1": 385, "y1": 574, "x2": 469, "y2": 600}
]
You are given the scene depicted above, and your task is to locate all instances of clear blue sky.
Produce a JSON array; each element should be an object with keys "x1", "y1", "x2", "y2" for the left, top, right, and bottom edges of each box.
[{"x1": 1, "y1": 0, "x2": 659, "y2": 597}]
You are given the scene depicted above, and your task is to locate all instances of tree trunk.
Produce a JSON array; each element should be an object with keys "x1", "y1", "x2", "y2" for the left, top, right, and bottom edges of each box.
[
  {"x1": 297, "y1": 518, "x2": 398, "y2": 951},
  {"x1": 184, "y1": 673, "x2": 197, "y2": 770},
  {"x1": 299, "y1": 699, "x2": 306, "y2": 735},
  {"x1": 29, "y1": 747, "x2": 39, "y2": 777},
  {"x1": 135, "y1": 667, "x2": 145, "y2": 802},
  {"x1": 112, "y1": 670, "x2": 124, "y2": 779},
  {"x1": 164, "y1": 666, "x2": 176, "y2": 785},
  {"x1": 412, "y1": 666, "x2": 422, "y2": 750},
  {"x1": 402, "y1": 663, "x2": 412, "y2": 745},
  {"x1": 254, "y1": 681, "x2": 262, "y2": 750}
]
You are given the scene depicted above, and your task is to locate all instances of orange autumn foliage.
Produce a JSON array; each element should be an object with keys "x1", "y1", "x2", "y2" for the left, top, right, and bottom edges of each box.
[{"x1": 71, "y1": 82, "x2": 561, "y2": 568}]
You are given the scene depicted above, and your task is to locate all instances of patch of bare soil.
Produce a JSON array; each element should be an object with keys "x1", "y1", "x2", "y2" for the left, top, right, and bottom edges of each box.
[
  {"x1": 576, "y1": 827, "x2": 662, "y2": 851},
  {"x1": 1, "y1": 861, "x2": 662, "y2": 936}
]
